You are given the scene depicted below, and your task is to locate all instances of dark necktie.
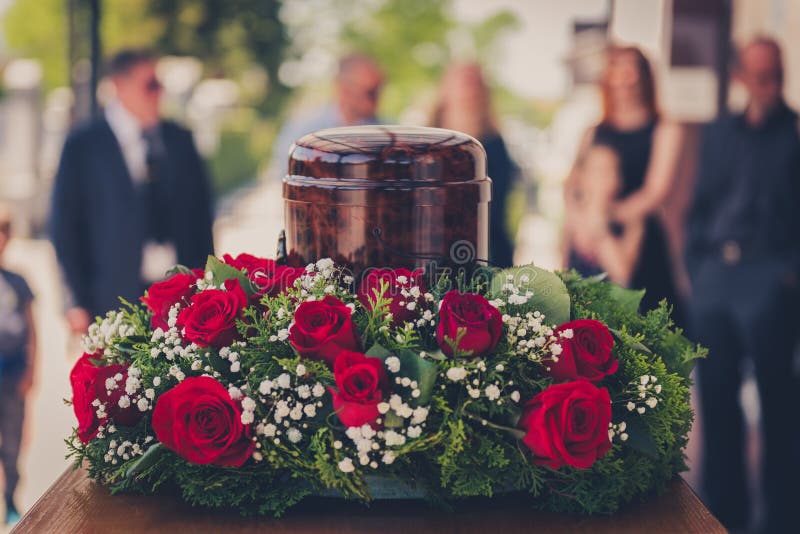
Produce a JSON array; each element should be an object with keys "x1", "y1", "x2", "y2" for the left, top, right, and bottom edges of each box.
[{"x1": 142, "y1": 127, "x2": 169, "y2": 243}]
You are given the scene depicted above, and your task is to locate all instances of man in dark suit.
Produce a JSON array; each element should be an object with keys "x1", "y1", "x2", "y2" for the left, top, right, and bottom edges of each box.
[
  {"x1": 51, "y1": 49, "x2": 214, "y2": 333},
  {"x1": 686, "y1": 37, "x2": 800, "y2": 534}
]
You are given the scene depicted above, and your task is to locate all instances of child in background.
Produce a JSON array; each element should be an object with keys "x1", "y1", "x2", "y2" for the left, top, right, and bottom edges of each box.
[
  {"x1": 0, "y1": 205, "x2": 36, "y2": 525},
  {"x1": 564, "y1": 144, "x2": 683, "y2": 321},
  {"x1": 563, "y1": 144, "x2": 645, "y2": 286}
]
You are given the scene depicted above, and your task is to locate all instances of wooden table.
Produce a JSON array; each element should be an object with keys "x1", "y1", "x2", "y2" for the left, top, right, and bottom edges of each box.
[{"x1": 12, "y1": 468, "x2": 725, "y2": 533}]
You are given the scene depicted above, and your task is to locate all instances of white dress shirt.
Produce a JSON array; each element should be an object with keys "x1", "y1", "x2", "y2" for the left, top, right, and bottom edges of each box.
[{"x1": 105, "y1": 101, "x2": 177, "y2": 283}]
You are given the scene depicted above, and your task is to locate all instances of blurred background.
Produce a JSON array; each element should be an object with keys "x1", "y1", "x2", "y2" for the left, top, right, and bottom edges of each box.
[{"x1": 0, "y1": 0, "x2": 795, "y2": 531}]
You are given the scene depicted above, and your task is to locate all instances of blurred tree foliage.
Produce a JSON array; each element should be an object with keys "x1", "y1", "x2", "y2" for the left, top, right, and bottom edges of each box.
[
  {"x1": 4, "y1": 0, "x2": 529, "y2": 123},
  {"x1": 3, "y1": 0, "x2": 71, "y2": 90},
  {"x1": 336, "y1": 0, "x2": 457, "y2": 117},
  {"x1": 145, "y1": 0, "x2": 289, "y2": 114},
  {"x1": 3, "y1": 0, "x2": 540, "y2": 192},
  {"x1": 282, "y1": 0, "x2": 521, "y2": 121},
  {"x1": 4, "y1": 0, "x2": 289, "y2": 113}
]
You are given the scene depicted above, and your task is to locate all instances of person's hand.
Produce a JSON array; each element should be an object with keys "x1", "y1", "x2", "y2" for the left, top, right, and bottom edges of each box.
[
  {"x1": 18, "y1": 369, "x2": 34, "y2": 397},
  {"x1": 610, "y1": 200, "x2": 642, "y2": 225},
  {"x1": 66, "y1": 307, "x2": 91, "y2": 334},
  {"x1": 572, "y1": 224, "x2": 599, "y2": 260}
]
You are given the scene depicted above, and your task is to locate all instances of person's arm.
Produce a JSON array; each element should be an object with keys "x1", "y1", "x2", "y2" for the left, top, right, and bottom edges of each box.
[
  {"x1": 18, "y1": 302, "x2": 36, "y2": 396},
  {"x1": 563, "y1": 127, "x2": 596, "y2": 211},
  {"x1": 592, "y1": 221, "x2": 645, "y2": 286},
  {"x1": 684, "y1": 123, "x2": 718, "y2": 280},
  {"x1": 613, "y1": 121, "x2": 684, "y2": 223},
  {"x1": 50, "y1": 132, "x2": 92, "y2": 331},
  {"x1": 791, "y1": 124, "x2": 800, "y2": 281}
]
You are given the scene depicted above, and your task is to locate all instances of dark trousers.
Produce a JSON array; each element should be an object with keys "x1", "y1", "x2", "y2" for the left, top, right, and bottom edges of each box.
[
  {"x1": 689, "y1": 258, "x2": 799, "y2": 532},
  {"x1": 0, "y1": 366, "x2": 25, "y2": 505}
]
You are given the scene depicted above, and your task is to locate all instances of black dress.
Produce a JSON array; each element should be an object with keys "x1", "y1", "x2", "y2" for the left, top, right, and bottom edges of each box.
[
  {"x1": 570, "y1": 121, "x2": 683, "y2": 323},
  {"x1": 482, "y1": 134, "x2": 515, "y2": 268}
]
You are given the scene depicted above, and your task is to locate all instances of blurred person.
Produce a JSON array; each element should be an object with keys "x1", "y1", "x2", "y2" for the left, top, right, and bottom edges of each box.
[
  {"x1": 431, "y1": 62, "x2": 516, "y2": 267},
  {"x1": 564, "y1": 145, "x2": 648, "y2": 286},
  {"x1": 686, "y1": 37, "x2": 800, "y2": 533},
  {"x1": 564, "y1": 144, "x2": 678, "y2": 309},
  {"x1": 565, "y1": 46, "x2": 683, "y2": 320},
  {"x1": 271, "y1": 53, "x2": 385, "y2": 178},
  {"x1": 0, "y1": 205, "x2": 36, "y2": 526},
  {"x1": 51, "y1": 49, "x2": 214, "y2": 332}
]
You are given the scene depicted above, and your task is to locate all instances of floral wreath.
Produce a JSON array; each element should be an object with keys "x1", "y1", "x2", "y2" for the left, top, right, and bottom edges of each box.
[{"x1": 67, "y1": 254, "x2": 703, "y2": 516}]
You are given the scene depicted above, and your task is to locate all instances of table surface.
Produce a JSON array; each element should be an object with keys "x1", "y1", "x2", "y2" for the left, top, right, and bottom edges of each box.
[{"x1": 12, "y1": 467, "x2": 726, "y2": 534}]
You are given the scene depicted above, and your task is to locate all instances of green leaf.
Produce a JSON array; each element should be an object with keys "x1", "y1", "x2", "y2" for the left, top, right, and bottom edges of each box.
[
  {"x1": 676, "y1": 335, "x2": 707, "y2": 378},
  {"x1": 124, "y1": 443, "x2": 166, "y2": 480},
  {"x1": 606, "y1": 284, "x2": 645, "y2": 315},
  {"x1": 166, "y1": 264, "x2": 195, "y2": 277},
  {"x1": 366, "y1": 343, "x2": 438, "y2": 406},
  {"x1": 623, "y1": 418, "x2": 659, "y2": 458},
  {"x1": 365, "y1": 344, "x2": 392, "y2": 359},
  {"x1": 205, "y1": 255, "x2": 256, "y2": 296},
  {"x1": 397, "y1": 349, "x2": 438, "y2": 406},
  {"x1": 489, "y1": 264, "x2": 570, "y2": 325}
]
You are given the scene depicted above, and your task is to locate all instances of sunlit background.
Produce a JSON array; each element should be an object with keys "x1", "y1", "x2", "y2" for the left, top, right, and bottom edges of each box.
[{"x1": 0, "y1": 0, "x2": 796, "y2": 526}]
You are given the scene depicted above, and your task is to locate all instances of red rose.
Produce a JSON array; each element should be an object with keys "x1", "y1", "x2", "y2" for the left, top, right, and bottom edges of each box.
[
  {"x1": 330, "y1": 350, "x2": 389, "y2": 428},
  {"x1": 152, "y1": 376, "x2": 255, "y2": 467},
  {"x1": 70, "y1": 352, "x2": 103, "y2": 443},
  {"x1": 177, "y1": 279, "x2": 249, "y2": 348},
  {"x1": 289, "y1": 296, "x2": 361, "y2": 367},
  {"x1": 436, "y1": 291, "x2": 502, "y2": 358},
  {"x1": 141, "y1": 270, "x2": 203, "y2": 330},
  {"x1": 358, "y1": 268, "x2": 426, "y2": 326},
  {"x1": 69, "y1": 353, "x2": 142, "y2": 443},
  {"x1": 223, "y1": 253, "x2": 273, "y2": 277},
  {"x1": 518, "y1": 380, "x2": 612, "y2": 470},
  {"x1": 223, "y1": 253, "x2": 304, "y2": 297},
  {"x1": 547, "y1": 320, "x2": 617, "y2": 383}
]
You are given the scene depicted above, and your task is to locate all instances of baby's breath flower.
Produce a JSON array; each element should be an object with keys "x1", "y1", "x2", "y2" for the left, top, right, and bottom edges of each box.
[{"x1": 337, "y1": 458, "x2": 355, "y2": 473}]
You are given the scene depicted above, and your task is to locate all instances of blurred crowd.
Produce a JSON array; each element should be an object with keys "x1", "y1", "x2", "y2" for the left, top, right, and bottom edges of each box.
[
  {"x1": 0, "y1": 34, "x2": 798, "y2": 534},
  {"x1": 563, "y1": 39, "x2": 800, "y2": 534}
]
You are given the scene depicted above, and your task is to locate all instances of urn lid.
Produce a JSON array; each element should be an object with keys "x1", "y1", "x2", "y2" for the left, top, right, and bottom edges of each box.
[{"x1": 287, "y1": 125, "x2": 487, "y2": 183}]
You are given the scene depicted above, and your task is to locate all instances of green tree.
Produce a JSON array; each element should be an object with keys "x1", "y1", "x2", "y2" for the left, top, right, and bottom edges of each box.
[
  {"x1": 144, "y1": 0, "x2": 289, "y2": 113},
  {"x1": 3, "y1": 0, "x2": 70, "y2": 89},
  {"x1": 3, "y1": 0, "x2": 289, "y2": 111}
]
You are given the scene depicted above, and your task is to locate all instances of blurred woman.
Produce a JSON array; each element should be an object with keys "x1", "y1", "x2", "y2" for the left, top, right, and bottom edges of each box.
[
  {"x1": 565, "y1": 46, "x2": 684, "y2": 320},
  {"x1": 432, "y1": 62, "x2": 516, "y2": 267}
]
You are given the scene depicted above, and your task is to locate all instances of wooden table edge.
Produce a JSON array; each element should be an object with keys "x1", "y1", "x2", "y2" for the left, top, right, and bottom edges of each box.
[{"x1": 12, "y1": 467, "x2": 727, "y2": 534}]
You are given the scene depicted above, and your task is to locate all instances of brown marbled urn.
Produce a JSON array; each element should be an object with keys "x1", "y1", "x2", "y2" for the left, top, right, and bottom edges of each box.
[{"x1": 283, "y1": 126, "x2": 490, "y2": 278}]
